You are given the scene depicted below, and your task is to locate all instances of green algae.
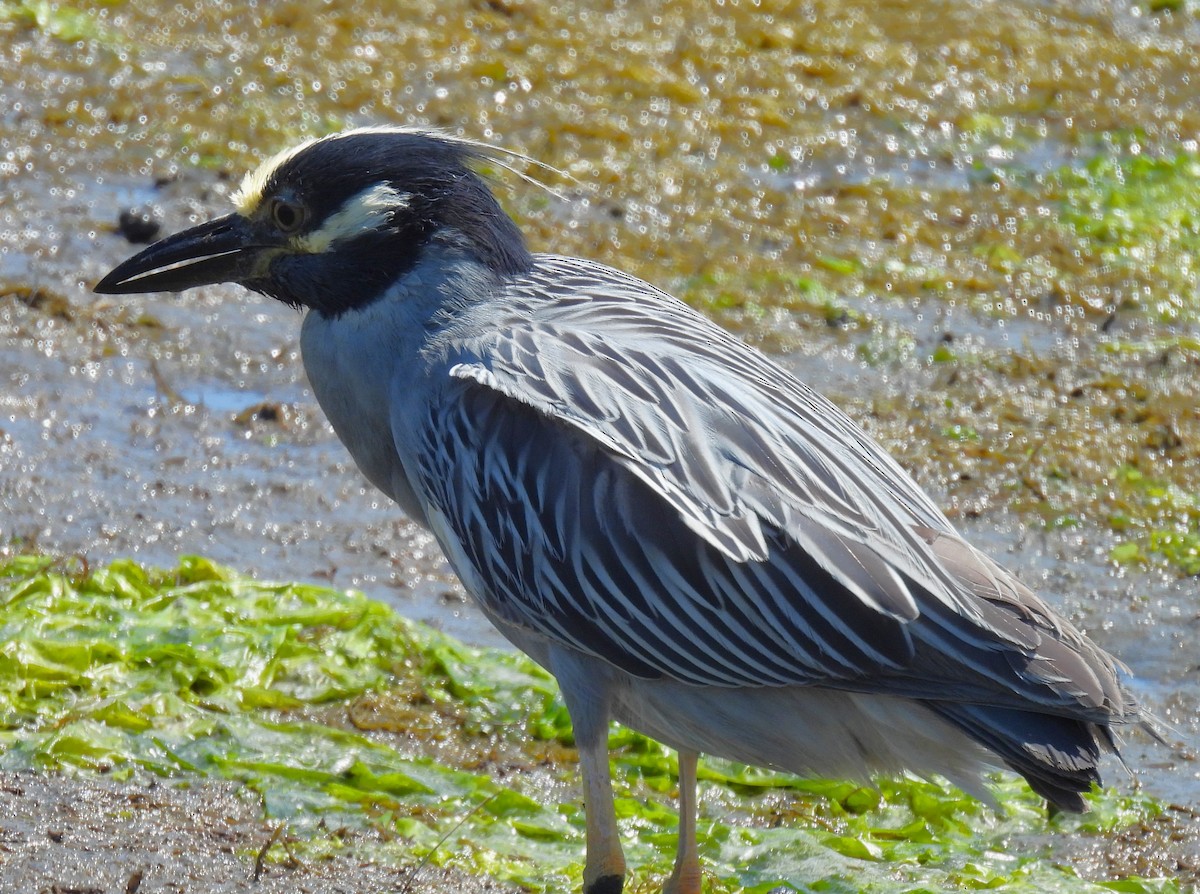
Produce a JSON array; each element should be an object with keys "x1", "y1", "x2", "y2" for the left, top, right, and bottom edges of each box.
[
  {"x1": 0, "y1": 0, "x2": 111, "y2": 44},
  {"x1": 1107, "y1": 466, "x2": 1200, "y2": 576},
  {"x1": 1034, "y1": 149, "x2": 1200, "y2": 324},
  {"x1": 0, "y1": 555, "x2": 1184, "y2": 892}
]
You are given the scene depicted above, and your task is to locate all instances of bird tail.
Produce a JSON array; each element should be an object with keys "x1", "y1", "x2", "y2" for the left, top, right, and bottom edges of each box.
[{"x1": 925, "y1": 702, "x2": 1119, "y2": 812}]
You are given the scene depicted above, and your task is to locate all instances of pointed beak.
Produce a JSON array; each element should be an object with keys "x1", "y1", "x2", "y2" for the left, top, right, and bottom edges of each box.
[{"x1": 94, "y1": 213, "x2": 273, "y2": 295}]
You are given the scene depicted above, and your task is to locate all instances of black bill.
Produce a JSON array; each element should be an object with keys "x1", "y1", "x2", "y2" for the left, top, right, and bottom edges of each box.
[{"x1": 95, "y1": 213, "x2": 268, "y2": 295}]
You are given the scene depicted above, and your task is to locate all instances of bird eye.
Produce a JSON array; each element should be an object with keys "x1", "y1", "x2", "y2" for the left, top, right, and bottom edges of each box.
[{"x1": 269, "y1": 197, "x2": 305, "y2": 233}]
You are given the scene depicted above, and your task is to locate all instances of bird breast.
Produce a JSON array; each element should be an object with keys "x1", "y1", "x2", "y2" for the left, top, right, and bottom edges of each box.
[{"x1": 299, "y1": 297, "x2": 429, "y2": 522}]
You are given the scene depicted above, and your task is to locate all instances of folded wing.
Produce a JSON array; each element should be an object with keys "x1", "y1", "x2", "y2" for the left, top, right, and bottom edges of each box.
[{"x1": 405, "y1": 256, "x2": 1138, "y2": 721}]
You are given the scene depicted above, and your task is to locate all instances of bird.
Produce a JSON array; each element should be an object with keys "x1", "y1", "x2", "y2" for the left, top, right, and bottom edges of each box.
[{"x1": 96, "y1": 127, "x2": 1154, "y2": 894}]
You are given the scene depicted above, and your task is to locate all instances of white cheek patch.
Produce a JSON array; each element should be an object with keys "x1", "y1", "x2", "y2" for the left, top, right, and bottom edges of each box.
[{"x1": 294, "y1": 184, "x2": 411, "y2": 253}]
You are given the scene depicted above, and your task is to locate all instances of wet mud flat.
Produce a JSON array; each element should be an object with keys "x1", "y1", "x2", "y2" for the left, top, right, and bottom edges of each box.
[{"x1": 0, "y1": 769, "x2": 516, "y2": 894}]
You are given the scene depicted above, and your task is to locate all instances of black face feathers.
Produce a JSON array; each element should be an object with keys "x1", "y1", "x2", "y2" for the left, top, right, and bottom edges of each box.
[
  {"x1": 251, "y1": 129, "x2": 534, "y2": 288},
  {"x1": 254, "y1": 130, "x2": 479, "y2": 224},
  {"x1": 97, "y1": 128, "x2": 535, "y2": 315}
]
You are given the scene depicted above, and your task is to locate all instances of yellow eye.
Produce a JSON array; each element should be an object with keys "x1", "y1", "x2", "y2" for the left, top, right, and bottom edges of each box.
[{"x1": 269, "y1": 196, "x2": 305, "y2": 233}]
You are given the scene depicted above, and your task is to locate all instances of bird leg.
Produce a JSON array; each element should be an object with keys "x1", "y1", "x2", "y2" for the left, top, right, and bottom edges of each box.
[
  {"x1": 552, "y1": 652, "x2": 626, "y2": 894},
  {"x1": 664, "y1": 749, "x2": 702, "y2": 894},
  {"x1": 577, "y1": 726, "x2": 626, "y2": 894}
]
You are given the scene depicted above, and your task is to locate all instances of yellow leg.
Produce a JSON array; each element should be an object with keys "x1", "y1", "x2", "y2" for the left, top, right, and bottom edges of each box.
[
  {"x1": 664, "y1": 749, "x2": 702, "y2": 894},
  {"x1": 578, "y1": 726, "x2": 627, "y2": 894},
  {"x1": 551, "y1": 650, "x2": 626, "y2": 894}
]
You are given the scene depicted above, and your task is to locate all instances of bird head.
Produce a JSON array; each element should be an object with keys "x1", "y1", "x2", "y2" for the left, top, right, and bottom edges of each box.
[{"x1": 95, "y1": 127, "x2": 533, "y2": 316}]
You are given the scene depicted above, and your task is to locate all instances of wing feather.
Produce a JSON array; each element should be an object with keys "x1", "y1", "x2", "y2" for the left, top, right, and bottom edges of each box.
[{"x1": 405, "y1": 255, "x2": 1138, "y2": 718}]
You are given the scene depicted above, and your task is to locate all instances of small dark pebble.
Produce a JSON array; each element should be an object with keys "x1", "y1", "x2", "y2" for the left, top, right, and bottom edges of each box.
[
  {"x1": 233, "y1": 402, "x2": 288, "y2": 426},
  {"x1": 117, "y1": 208, "x2": 162, "y2": 244},
  {"x1": 47, "y1": 829, "x2": 63, "y2": 843}
]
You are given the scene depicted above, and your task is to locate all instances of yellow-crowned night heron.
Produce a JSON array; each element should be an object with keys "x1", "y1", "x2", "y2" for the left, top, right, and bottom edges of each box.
[{"x1": 96, "y1": 127, "x2": 1153, "y2": 894}]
